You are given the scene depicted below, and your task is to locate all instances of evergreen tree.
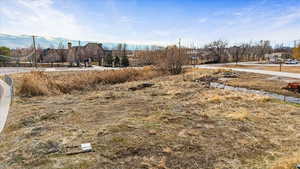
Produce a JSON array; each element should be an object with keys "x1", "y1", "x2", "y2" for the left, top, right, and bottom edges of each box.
[
  {"x1": 121, "y1": 55, "x2": 129, "y2": 67},
  {"x1": 0, "y1": 46, "x2": 10, "y2": 56},
  {"x1": 114, "y1": 56, "x2": 120, "y2": 67},
  {"x1": 121, "y1": 43, "x2": 129, "y2": 67},
  {"x1": 104, "y1": 54, "x2": 113, "y2": 67}
]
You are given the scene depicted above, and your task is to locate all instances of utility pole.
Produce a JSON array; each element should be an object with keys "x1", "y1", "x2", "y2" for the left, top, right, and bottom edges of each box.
[
  {"x1": 178, "y1": 38, "x2": 181, "y2": 59},
  {"x1": 32, "y1": 35, "x2": 38, "y2": 68},
  {"x1": 78, "y1": 40, "x2": 81, "y2": 66}
]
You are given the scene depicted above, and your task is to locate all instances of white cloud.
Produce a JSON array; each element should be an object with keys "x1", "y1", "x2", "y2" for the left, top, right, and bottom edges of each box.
[
  {"x1": 233, "y1": 12, "x2": 242, "y2": 16},
  {"x1": 1, "y1": 0, "x2": 300, "y2": 45},
  {"x1": 273, "y1": 10, "x2": 300, "y2": 27},
  {"x1": 152, "y1": 30, "x2": 172, "y2": 37},
  {"x1": 0, "y1": 0, "x2": 102, "y2": 41},
  {"x1": 119, "y1": 16, "x2": 134, "y2": 23},
  {"x1": 198, "y1": 18, "x2": 208, "y2": 23}
]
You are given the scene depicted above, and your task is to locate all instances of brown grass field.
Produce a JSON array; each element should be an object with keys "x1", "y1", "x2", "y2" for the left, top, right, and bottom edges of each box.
[
  {"x1": 222, "y1": 64, "x2": 300, "y2": 74},
  {"x1": 0, "y1": 69, "x2": 300, "y2": 169},
  {"x1": 222, "y1": 71, "x2": 300, "y2": 98}
]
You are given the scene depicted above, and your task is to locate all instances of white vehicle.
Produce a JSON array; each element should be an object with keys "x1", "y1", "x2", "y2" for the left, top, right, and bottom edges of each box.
[{"x1": 285, "y1": 59, "x2": 299, "y2": 64}]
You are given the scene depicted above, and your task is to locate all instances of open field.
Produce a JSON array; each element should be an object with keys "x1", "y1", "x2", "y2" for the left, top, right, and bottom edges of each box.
[
  {"x1": 0, "y1": 69, "x2": 300, "y2": 169},
  {"x1": 220, "y1": 71, "x2": 300, "y2": 98},
  {"x1": 221, "y1": 64, "x2": 300, "y2": 74}
]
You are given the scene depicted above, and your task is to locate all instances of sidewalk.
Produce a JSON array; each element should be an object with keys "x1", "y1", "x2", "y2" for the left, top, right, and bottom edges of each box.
[
  {"x1": 197, "y1": 65, "x2": 300, "y2": 79},
  {"x1": 0, "y1": 80, "x2": 11, "y2": 133}
]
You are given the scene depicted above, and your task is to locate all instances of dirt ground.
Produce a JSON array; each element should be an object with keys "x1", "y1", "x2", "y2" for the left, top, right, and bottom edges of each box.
[
  {"x1": 222, "y1": 64, "x2": 300, "y2": 74},
  {"x1": 1, "y1": 70, "x2": 300, "y2": 169}
]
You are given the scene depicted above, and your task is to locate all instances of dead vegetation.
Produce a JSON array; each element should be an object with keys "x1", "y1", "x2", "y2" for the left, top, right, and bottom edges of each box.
[
  {"x1": 18, "y1": 67, "x2": 162, "y2": 96},
  {"x1": 156, "y1": 46, "x2": 188, "y2": 74},
  {"x1": 1, "y1": 69, "x2": 300, "y2": 169},
  {"x1": 224, "y1": 71, "x2": 300, "y2": 98}
]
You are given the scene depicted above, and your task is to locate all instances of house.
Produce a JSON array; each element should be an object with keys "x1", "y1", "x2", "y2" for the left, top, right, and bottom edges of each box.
[
  {"x1": 38, "y1": 42, "x2": 110, "y2": 65},
  {"x1": 67, "y1": 42, "x2": 106, "y2": 65},
  {"x1": 40, "y1": 48, "x2": 67, "y2": 63},
  {"x1": 265, "y1": 52, "x2": 291, "y2": 63}
]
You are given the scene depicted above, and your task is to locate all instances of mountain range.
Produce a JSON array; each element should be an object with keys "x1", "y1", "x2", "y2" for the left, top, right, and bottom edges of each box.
[{"x1": 0, "y1": 33, "x2": 151, "y2": 50}]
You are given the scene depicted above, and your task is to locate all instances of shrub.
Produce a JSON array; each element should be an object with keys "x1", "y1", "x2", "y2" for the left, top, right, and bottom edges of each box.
[{"x1": 157, "y1": 46, "x2": 188, "y2": 75}]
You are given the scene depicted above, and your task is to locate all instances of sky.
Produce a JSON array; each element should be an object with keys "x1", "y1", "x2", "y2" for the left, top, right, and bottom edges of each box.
[{"x1": 1, "y1": 0, "x2": 300, "y2": 45}]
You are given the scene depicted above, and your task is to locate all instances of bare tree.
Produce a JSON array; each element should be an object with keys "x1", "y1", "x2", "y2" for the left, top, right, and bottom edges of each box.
[
  {"x1": 228, "y1": 43, "x2": 249, "y2": 64},
  {"x1": 36, "y1": 44, "x2": 43, "y2": 63},
  {"x1": 96, "y1": 45, "x2": 104, "y2": 66},
  {"x1": 121, "y1": 43, "x2": 129, "y2": 67},
  {"x1": 254, "y1": 40, "x2": 272, "y2": 61},
  {"x1": 205, "y1": 40, "x2": 229, "y2": 63},
  {"x1": 57, "y1": 41, "x2": 67, "y2": 63}
]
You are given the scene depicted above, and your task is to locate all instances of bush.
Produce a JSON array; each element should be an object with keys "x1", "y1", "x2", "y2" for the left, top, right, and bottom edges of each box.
[{"x1": 157, "y1": 46, "x2": 188, "y2": 75}]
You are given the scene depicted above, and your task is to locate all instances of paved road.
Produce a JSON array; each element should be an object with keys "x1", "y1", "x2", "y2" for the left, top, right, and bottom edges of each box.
[
  {"x1": 197, "y1": 65, "x2": 300, "y2": 79},
  {"x1": 0, "y1": 79, "x2": 11, "y2": 133}
]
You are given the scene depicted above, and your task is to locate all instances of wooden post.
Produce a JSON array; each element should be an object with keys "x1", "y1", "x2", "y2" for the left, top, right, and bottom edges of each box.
[{"x1": 279, "y1": 62, "x2": 282, "y2": 72}]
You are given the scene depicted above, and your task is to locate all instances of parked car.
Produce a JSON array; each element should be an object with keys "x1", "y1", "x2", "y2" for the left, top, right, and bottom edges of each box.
[{"x1": 285, "y1": 59, "x2": 299, "y2": 64}]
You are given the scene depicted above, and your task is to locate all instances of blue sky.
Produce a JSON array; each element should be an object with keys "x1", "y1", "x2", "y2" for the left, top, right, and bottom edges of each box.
[{"x1": 1, "y1": 0, "x2": 300, "y2": 45}]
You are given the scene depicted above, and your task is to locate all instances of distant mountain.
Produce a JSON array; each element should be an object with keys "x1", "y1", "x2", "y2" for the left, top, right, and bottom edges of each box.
[{"x1": 0, "y1": 33, "x2": 151, "y2": 50}]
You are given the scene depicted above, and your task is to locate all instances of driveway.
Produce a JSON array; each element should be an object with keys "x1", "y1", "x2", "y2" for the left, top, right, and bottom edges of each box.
[{"x1": 197, "y1": 65, "x2": 300, "y2": 79}]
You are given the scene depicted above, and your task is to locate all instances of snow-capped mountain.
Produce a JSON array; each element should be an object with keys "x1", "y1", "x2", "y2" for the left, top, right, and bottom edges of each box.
[{"x1": 0, "y1": 33, "x2": 149, "y2": 50}]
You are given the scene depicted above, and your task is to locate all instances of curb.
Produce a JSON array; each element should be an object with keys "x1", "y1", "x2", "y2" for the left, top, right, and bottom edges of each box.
[{"x1": 0, "y1": 79, "x2": 12, "y2": 133}]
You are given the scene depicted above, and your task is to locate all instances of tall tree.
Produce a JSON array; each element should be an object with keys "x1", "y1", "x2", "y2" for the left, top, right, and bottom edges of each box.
[
  {"x1": 104, "y1": 54, "x2": 113, "y2": 66},
  {"x1": 121, "y1": 43, "x2": 129, "y2": 67},
  {"x1": 114, "y1": 56, "x2": 120, "y2": 67},
  {"x1": 57, "y1": 41, "x2": 67, "y2": 62},
  {"x1": 293, "y1": 45, "x2": 300, "y2": 60},
  {"x1": 0, "y1": 46, "x2": 10, "y2": 56},
  {"x1": 228, "y1": 43, "x2": 249, "y2": 64},
  {"x1": 205, "y1": 40, "x2": 228, "y2": 63}
]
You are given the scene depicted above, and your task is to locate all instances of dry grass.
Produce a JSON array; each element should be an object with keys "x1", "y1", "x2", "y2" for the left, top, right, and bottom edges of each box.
[
  {"x1": 222, "y1": 64, "x2": 300, "y2": 74},
  {"x1": 18, "y1": 67, "x2": 162, "y2": 96},
  {"x1": 270, "y1": 153, "x2": 300, "y2": 169},
  {"x1": 1, "y1": 69, "x2": 300, "y2": 169},
  {"x1": 224, "y1": 72, "x2": 300, "y2": 98}
]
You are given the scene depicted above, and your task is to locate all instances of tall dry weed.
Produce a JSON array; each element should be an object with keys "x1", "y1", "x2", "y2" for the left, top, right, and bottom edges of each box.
[{"x1": 18, "y1": 67, "x2": 162, "y2": 96}]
